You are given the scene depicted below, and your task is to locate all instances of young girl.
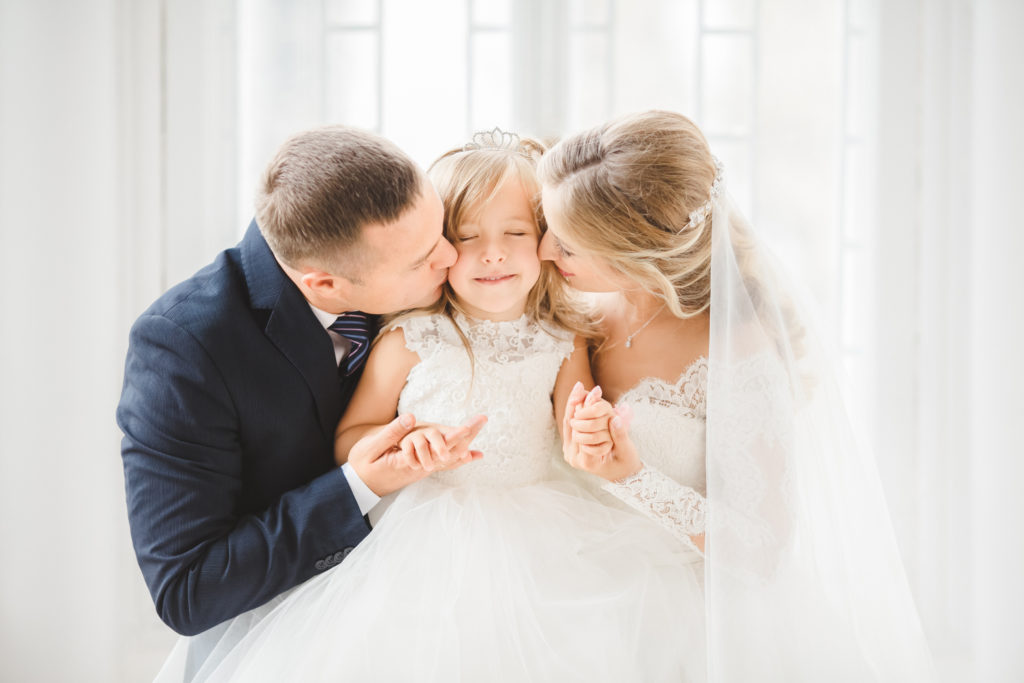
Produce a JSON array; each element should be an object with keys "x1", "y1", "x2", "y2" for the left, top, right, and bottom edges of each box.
[{"x1": 174, "y1": 131, "x2": 706, "y2": 682}]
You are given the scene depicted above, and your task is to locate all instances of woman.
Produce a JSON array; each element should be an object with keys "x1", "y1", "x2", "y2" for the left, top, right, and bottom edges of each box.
[{"x1": 538, "y1": 110, "x2": 936, "y2": 681}]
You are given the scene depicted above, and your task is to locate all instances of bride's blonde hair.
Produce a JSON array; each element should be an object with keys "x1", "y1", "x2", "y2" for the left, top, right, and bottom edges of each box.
[
  {"x1": 539, "y1": 110, "x2": 716, "y2": 319},
  {"x1": 541, "y1": 110, "x2": 805, "y2": 364}
]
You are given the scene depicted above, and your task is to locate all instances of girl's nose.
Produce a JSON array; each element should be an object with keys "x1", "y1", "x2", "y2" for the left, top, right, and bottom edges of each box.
[{"x1": 482, "y1": 239, "x2": 506, "y2": 263}]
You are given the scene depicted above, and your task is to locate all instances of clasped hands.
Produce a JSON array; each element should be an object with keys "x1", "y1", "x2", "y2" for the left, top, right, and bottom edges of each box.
[
  {"x1": 561, "y1": 381, "x2": 642, "y2": 482},
  {"x1": 344, "y1": 414, "x2": 487, "y2": 496}
]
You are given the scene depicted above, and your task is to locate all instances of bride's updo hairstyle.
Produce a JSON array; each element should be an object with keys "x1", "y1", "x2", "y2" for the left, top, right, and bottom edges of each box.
[{"x1": 539, "y1": 110, "x2": 716, "y2": 319}]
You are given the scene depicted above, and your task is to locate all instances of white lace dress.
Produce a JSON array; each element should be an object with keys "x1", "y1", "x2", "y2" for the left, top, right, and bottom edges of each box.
[
  {"x1": 160, "y1": 313, "x2": 706, "y2": 682},
  {"x1": 601, "y1": 359, "x2": 709, "y2": 556}
]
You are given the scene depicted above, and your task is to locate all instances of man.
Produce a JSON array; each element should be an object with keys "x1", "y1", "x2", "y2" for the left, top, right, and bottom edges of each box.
[{"x1": 117, "y1": 126, "x2": 483, "y2": 637}]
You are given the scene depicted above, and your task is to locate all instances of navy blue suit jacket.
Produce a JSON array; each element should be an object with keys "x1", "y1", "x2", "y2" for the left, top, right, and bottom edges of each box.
[{"x1": 117, "y1": 221, "x2": 374, "y2": 636}]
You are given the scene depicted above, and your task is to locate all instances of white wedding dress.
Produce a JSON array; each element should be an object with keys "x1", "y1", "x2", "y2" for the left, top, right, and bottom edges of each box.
[{"x1": 160, "y1": 313, "x2": 708, "y2": 682}]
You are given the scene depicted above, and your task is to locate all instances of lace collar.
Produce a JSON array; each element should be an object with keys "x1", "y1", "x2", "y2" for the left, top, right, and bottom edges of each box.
[
  {"x1": 453, "y1": 312, "x2": 532, "y2": 336},
  {"x1": 616, "y1": 356, "x2": 708, "y2": 419},
  {"x1": 437, "y1": 312, "x2": 572, "y2": 363}
]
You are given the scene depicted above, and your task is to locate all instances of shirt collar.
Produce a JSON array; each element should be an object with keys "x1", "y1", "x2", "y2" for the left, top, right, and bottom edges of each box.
[{"x1": 309, "y1": 303, "x2": 341, "y2": 330}]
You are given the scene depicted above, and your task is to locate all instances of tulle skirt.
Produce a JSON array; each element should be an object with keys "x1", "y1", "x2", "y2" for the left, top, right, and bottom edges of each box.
[{"x1": 157, "y1": 478, "x2": 706, "y2": 682}]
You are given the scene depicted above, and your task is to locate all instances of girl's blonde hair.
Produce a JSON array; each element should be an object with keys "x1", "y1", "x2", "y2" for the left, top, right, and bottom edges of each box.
[
  {"x1": 538, "y1": 110, "x2": 716, "y2": 319},
  {"x1": 383, "y1": 133, "x2": 596, "y2": 349}
]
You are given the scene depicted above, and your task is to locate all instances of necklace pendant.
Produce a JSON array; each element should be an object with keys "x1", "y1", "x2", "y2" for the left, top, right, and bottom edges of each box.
[{"x1": 625, "y1": 338, "x2": 632, "y2": 348}]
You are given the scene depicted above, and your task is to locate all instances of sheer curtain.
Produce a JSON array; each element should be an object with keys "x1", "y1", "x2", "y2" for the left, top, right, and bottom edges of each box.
[{"x1": 875, "y1": 1, "x2": 1024, "y2": 680}]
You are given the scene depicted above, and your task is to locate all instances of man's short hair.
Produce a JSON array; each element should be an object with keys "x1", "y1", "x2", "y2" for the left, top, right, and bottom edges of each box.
[{"x1": 255, "y1": 125, "x2": 422, "y2": 273}]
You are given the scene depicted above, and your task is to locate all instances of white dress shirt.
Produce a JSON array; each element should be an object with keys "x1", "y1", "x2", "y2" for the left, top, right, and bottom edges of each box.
[{"x1": 309, "y1": 303, "x2": 381, "y2": 515}]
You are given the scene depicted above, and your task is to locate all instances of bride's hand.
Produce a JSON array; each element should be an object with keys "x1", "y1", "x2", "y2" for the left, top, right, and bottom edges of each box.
[{"x1": 563, "y1": 384, "x2": 641, "y2": 482}]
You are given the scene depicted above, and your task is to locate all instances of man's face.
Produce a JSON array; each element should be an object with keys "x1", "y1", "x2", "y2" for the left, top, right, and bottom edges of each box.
[{"x1": 341, "y1": 179, "x2": 457, "y2": 314}]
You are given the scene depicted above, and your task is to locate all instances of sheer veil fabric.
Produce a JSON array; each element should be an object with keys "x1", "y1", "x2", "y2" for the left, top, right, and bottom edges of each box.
[{"x1": 705, "y1": 191, "x2": 935, "y2": 680}]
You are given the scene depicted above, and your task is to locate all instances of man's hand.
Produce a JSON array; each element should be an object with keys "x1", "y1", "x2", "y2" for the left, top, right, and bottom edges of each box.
[{"x1": 347, "y1": 414, "x2": 487, "y2": 496}]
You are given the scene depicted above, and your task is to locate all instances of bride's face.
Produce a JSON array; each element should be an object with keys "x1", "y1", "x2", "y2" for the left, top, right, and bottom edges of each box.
[{"x1": 539, "y1": 185, "x2": 626, "y2": 293}]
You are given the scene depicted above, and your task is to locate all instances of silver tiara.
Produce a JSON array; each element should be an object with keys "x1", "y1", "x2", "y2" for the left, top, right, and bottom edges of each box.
[
  {"x1": 679, "y1": 156, "x2": 724, "y2": 233},
  {"x1": 462, "y1": 127, "x2": 533, "y2": 157}
]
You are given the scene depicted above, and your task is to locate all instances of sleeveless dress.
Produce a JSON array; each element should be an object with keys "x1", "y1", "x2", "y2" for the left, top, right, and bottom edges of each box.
[{"x1": 159, "y1": 313, "x2": 707, "y2": 682}]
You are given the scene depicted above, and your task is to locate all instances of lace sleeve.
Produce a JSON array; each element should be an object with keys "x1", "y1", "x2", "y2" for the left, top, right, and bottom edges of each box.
[
  {"x1": 392, "y1": 314, "x2": 449, "y2": 360},
  {"x1": 601, "y1": 463, "x2": 706, "y2": 555}
]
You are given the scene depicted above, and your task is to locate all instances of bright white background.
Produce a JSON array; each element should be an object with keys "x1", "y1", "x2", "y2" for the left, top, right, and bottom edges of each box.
[{"x1": 1, "y1": 0, "x2": 1021, "y2": 680}]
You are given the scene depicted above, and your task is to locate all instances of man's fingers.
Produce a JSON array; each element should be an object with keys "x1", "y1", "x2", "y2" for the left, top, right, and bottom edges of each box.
[{"x1": 363, "y1": 414, "x2": 417, "y2": 461}]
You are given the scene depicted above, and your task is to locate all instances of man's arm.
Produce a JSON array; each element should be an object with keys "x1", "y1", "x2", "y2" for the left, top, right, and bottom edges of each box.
[{"x1": 118, "y1": 314, "x2": 377, "y2": 636}]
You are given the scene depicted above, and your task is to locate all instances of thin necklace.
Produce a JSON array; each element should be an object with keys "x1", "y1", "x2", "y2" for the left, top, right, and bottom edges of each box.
[{"x1": 623, "y1": 303, "x2": 666, "y2": 349}]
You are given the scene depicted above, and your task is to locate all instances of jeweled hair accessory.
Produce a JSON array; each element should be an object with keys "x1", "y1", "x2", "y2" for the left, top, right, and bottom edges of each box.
[
  {"x1": 462, "y1": 127, "x2": 533, "y2": 157},
  {"x1": 679, "y1": 156, "x2": 724, "y2": 233}
]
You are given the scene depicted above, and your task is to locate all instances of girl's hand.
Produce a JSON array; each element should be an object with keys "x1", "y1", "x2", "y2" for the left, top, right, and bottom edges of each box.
[
  {"x1": 562, "y1": 383, "x2": 641, "y2": 482},
  {"x1": 396, "y1": 416, "x2": 488, "y2": 472},
  {"x1": 399, "y1": 427, "x2": 451, "y2": 471}
]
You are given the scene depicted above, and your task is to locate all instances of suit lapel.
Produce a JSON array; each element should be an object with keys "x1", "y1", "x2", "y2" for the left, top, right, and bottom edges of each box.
[{"x1": 240, "y1": 220, "x2": 341, "y2": 442}]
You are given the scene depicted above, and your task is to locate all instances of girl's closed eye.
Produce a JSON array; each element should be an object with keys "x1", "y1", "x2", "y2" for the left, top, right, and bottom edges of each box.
[{"x1": 555, "y1": 238, "x2": 574, "y2": 257}]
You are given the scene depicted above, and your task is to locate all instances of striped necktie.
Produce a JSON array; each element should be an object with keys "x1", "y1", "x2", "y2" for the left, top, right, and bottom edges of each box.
[{"x1": 329, "y1": 311, "x2": 372, "y2": 376}]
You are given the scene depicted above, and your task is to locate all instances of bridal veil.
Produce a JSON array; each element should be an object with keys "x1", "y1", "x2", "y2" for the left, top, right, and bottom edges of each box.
[{"x1": 705, "y1": 184, "x2": 935, "y2": 680}]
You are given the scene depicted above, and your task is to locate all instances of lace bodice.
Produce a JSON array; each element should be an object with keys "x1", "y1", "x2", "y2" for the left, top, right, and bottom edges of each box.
[
  {"x1": 396, "y1": 313, "x2": 574, "y2": 488},
  {"x1": 602, "y1": 358, "x2": 708, "y2": 554}
]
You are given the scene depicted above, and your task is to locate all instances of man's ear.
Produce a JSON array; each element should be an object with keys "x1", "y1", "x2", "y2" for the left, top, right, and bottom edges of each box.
[{"x1": 300, "y1": 269, "x2": 352, "y2": 299}]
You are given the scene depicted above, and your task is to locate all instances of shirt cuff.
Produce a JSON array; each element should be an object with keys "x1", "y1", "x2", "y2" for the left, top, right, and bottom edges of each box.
[{"x1": 341, "y1": 462, "x2": 381, "y2": 515}]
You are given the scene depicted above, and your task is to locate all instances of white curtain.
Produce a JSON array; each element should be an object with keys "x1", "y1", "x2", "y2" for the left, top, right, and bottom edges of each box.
[
  {"x1": 874, "y1": 0, "x2": 1024, "y2": 680},
  {"x1": 0, "y1": 0, "x2": 232, "y2": 680},
  {"x1": 963, "y1": 1, "x2": 1024, "y2": 679},
  {"x1": 0, "y1": 1, "x2": 136, "y2": 681}
]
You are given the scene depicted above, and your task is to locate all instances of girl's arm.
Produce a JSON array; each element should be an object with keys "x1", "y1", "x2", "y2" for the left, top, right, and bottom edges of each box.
[
  {"x1": 551, "y1": 335, "x2": 595, "y2": 436},
  {"x1": 335, "y1": 328, "x2": 419, "y2": 465},
  {"x1": 335, "y1": 327, "x2": 488, "y2": 473}
]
